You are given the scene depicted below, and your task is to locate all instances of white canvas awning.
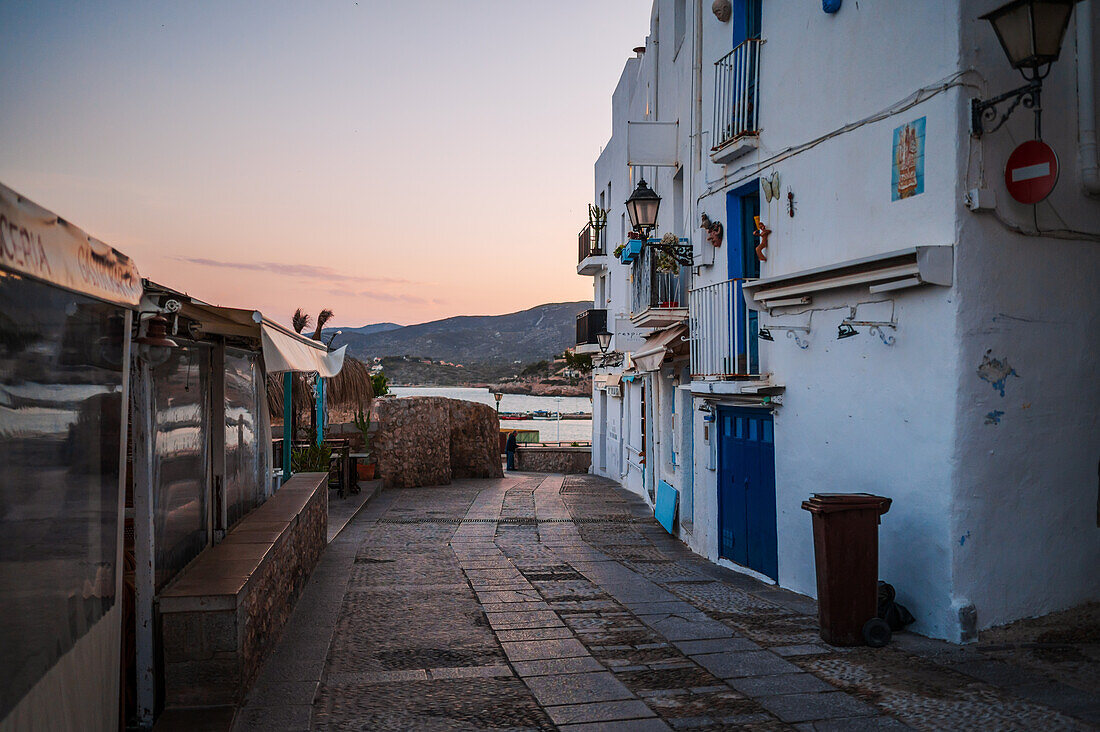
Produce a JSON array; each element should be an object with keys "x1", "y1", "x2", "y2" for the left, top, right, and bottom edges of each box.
[
  {"x1": 0, "y1": 182, "x2": 142, "y2": 307},
  {"x1": 633, "y1": 324, "x2": 688, "y2": 372},
  {"x1": 143, "y1": 280, "x2": 346, "y2": 377},
  {"x1": 260, "y1": 320, "x2": 346, "y2": 377}
]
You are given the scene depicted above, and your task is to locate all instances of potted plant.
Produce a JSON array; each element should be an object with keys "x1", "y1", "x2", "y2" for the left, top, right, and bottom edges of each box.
[
  {"x1": 656, "y1": 235, "x2": 681, "y2": 307},
  {"x1": 621, "y1": 232, "x2": 645, "y2": 264},
  {"x1": 291, "y1": 443, "x2": 332, "y2": 473},
  {"x1": 352, "y1": 407, "x2": 376, "y2": 480}
]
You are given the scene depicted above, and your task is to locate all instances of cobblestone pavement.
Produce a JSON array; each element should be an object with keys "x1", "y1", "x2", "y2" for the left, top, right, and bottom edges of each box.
[{"x1": 235, "y1": 474, "x2": 1099, "y2": 731}]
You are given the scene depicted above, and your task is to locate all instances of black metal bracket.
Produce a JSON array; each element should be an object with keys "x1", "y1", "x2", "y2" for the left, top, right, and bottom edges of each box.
[
  {"x1": 644, "y1": 237, "x2": 694, "y2": 267},
  {"x1": 970, "y1": 79, "x2": 1042, "y2": 138},
  {"x1": 596, "y1": 352, "x2": 624, "y2": 368}
]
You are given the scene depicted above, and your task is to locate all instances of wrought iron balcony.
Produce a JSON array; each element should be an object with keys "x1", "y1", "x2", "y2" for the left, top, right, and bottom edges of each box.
[
  {"x1": 575, "y1": 308, "x2": 607, "y2": 354},
  {"x1": 689, "y1": 277, "x2": 760, "y2": 379},
  {"x1": 712, "y1": 38, "x2": 763, "y2": 160},
  {"x1": 630, "y1": 246, "x2": 690, "y2": 329},
  {"x1": 577, "y1": 222, "x2": 604, "y2": 275}
]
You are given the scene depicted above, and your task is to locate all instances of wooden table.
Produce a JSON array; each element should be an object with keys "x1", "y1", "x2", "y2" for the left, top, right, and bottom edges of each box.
[{"x1": 347, "y1": 452, "x2": 370, "y2": 494}]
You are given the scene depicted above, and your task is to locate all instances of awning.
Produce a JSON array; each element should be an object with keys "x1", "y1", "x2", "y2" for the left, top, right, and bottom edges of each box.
[
  {"x1": 143, "y1": 280, "x2": 346, "y2": 377},
  {"x1": 742, "y1": 246, "x2": 953, "y2": 311},
  {"x1": 605, "y1": 374, "x2": 622, "y2": 388},
  {"x1": 0, "y1": 182, "x2": 143, "y2": 307},
  {"x1": 633, "y1": 324, "x2": 688, "y2": 372},
  {"x1": 261, "y1": 320, "x2": 346, "y2": 377}
]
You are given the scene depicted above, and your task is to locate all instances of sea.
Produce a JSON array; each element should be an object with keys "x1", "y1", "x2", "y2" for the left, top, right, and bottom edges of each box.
[{"x1": 387, "y1": 386, "x2": 593, "y2": 443}]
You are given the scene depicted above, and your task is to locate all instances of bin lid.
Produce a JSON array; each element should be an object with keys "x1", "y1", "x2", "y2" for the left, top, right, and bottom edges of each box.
[{"x1": 800, "y1": 493, "x2": 892, "y2": 515}]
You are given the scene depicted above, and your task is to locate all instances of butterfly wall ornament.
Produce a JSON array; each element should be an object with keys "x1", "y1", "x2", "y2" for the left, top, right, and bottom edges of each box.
[{"x1": 761, "y1": 171, "x2": 781, "y2": 202}]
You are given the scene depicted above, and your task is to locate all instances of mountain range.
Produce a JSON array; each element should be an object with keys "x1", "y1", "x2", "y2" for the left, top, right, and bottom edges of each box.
[{"x1": 326, "y1": 301, "x2": 590, "y2": 366}]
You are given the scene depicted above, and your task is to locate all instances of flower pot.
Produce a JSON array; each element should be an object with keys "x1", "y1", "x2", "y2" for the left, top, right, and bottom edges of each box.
[
  {"x1": 356, "y1": 462, "x2": 376, "y2": 481},
  {"x1": 620, "y1": 240, "x2": 643, "y2": 264}
]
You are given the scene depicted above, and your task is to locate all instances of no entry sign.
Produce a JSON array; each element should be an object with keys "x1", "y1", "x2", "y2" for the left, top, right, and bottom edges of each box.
[{"x1": 1004, "y1": 140, "x2": 1059, "y2": 204}]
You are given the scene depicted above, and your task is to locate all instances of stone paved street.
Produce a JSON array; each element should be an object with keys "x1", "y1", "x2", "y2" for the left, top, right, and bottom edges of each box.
[{"x1": 235, "y1": 475, "x2": 1099, "y2": 731}]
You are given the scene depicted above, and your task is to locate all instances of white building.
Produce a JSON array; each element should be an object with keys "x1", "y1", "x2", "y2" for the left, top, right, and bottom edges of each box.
[{"x1": 578, "y1": 0, "x2": 1100, "y2": 643}]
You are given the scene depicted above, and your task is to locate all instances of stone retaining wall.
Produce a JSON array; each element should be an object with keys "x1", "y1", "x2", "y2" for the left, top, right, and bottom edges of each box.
[
  {"x1": 515, "y1": 446, "x2": 591, "y2": 474},
  {"x1": 372, "y1": 396, "x2": 503, "y2": 489},
  {"x1": 159, "y1": 474, "x2": 327, "y2": 708}
]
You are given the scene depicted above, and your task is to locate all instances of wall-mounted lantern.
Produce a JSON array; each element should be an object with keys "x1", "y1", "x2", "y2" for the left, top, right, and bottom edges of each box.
[
  {"x1": 596, "y1": 330, "x2": 613, "y2": 354},
  {"x1": 971, "y1": 0, "x2": 1076, "y2": 138},
  {"x1": 135, "y1": 314, "x2": 178, "y2": 367},
  {"x1": 625, "y1": 179, "x2": 660, "y2": 236}
]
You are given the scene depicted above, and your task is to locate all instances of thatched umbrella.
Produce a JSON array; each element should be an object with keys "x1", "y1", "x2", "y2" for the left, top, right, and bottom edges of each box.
[{"x1": 266, "y1": 354, "x2": 374, "y2": 429}]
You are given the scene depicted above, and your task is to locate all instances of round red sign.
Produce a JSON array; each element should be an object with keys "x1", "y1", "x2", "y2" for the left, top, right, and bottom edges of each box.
[{"x1": 1004, "y1": 140, "x2": 1059, "y2": 204}]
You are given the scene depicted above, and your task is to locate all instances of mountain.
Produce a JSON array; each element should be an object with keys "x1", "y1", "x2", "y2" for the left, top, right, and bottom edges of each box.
[
  {"x1": 333, "y1": 322, "x2": 403, "y2": 337},
  {"x1": 325, "y1": 301, "x2": 590, "y2": 365}
]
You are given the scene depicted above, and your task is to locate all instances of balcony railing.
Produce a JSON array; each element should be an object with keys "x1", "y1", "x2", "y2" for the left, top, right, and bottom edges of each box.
[
  {"x1": 712, "y1": 38, "x2": 762, "y2": 151},
  {"x1": 578, "y1": 222, "x2": 602, "y2": 263},
  {"x1": 689, "y1": 278, "x2": 760, "y2": 378},
  {"x1": 576, "y1": 308, "x2": 607, "y2": 347},
  {"x1": 631, "y1": 245, "x2": 690, "y2": 316}
]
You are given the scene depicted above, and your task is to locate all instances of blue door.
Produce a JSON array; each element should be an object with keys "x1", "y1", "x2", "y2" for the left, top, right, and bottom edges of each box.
[
  {"x1": 717, "y1": 407, "x2": 777, "y2": 580},
  {"x1": 726, "y1": 185, "x2": 761, "y2": 374}
]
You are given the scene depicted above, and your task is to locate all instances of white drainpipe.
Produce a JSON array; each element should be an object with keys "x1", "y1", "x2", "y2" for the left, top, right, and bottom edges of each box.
[{"x1": 1079, "y1": 0, "x2": 1100, "y2": 196}]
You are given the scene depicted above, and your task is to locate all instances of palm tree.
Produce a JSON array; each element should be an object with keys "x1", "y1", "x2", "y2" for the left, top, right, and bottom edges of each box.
[
  {"x1": 312, "y1": 309, "x2": 334, "y2": 341},
  {"x1": 287, "y1": 307, "x2": 337, "y2": 441},
  {"x1": 292, "y1": 308, "x2": 311, "y2": 334}
]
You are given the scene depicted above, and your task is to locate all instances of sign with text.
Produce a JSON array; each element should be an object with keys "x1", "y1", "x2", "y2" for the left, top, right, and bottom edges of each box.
[{"x1": 1004, "y1": 140, "x2": 1059, "y2": 204}]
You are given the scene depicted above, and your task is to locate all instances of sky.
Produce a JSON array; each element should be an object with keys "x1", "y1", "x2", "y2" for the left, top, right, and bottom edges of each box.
[{"x1": 0, "y1": 0, "x2": 652, "y2": 327}]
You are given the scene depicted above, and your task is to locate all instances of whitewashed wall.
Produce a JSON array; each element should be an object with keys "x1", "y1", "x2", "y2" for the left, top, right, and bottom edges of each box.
[
  {"x1": 947, "y1": 0, "x2": 1100, "y2": 635},
  {"x1": 587, "y1": 0, "x2": 1098, "y2": 642}
]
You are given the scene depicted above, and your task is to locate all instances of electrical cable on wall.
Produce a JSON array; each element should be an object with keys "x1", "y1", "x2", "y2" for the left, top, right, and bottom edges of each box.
[{"x1": 697, "y1": 70, "x2": 982, "y2": 203}]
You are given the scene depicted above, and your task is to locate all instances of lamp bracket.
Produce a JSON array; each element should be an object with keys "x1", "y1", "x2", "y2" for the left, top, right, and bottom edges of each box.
[
  {"x1": 596, "y1": 352, "x2": 624, "y2": 368},
  {"x1": 970, "y1": 79, "x2": 1042, "y2": 138},
  {"x1": 644, "y1": 237, "x2": 694, "y2": 266}
]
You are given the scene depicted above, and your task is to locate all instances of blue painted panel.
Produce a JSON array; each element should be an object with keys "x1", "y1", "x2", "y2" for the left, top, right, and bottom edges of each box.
[{"x1": 655, "y1": 480, "x2": 679, "y2": 534}]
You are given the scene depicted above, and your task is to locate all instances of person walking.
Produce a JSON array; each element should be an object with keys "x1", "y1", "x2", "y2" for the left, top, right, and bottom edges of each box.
[{"x1": 505, "y1": 430, "x2": 518, "y2": 471}]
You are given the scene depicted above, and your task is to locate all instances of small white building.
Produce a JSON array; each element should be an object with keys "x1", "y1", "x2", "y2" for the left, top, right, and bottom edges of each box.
[{"x1": 579, "y1": 0, "x2": 1100, "y2": 642}]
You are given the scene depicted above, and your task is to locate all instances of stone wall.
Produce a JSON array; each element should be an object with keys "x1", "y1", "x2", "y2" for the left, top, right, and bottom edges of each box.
[
  {"x1": 448, "y1": 399, "x2": 503, "y2": 480},
  {"x1": 372, "y1": 396, "x2": 503, "y2": 489},
  {"x1": 159, "y1": 474, "x2": 328, "y2": 708},
  {"x1": 516, "y1": 446, "x2": 591, "y2": 474}
]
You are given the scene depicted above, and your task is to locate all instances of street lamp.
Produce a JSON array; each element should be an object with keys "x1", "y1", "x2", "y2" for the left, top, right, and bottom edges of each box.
[
  {"x1": 554, "y1": 396, "x2": 563, "y2": 443},
  {"x1": 625, "y1": 178, "x2": 661, "y2": 236},
  {"x1": 596, "y1": 330, "x2": 613, "y2": 354},
  {"x1": 493, "y1": 391, "x2": 503, "y2": 415},
  {"x1": 971, "y1": 0, "x2": 1076, "y2": 138}
]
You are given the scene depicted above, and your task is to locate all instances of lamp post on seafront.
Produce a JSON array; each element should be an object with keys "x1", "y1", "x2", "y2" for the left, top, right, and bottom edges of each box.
[
  {"x1": 493, "y1": 391, "x2": 502, "y2": 416},
  {"x1": 554, "y1": 396, "x2": 563, "y2": 443}
]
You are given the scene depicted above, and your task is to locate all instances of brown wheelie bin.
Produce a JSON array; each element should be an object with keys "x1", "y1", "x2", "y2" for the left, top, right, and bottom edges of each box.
[{"x1": 801, "y1": 493, "x2": 892, "y2": 646}]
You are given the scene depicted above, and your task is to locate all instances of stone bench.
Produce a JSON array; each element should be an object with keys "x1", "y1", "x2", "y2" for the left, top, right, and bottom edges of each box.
[{"x1": 158, "y1": 472, "x2": 328, "y2": 709}]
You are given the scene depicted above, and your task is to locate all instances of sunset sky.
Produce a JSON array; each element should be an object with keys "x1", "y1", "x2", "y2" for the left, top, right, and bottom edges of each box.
[{"x1": 0, "y1": 1, "x2": 651, "y2": 327}]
